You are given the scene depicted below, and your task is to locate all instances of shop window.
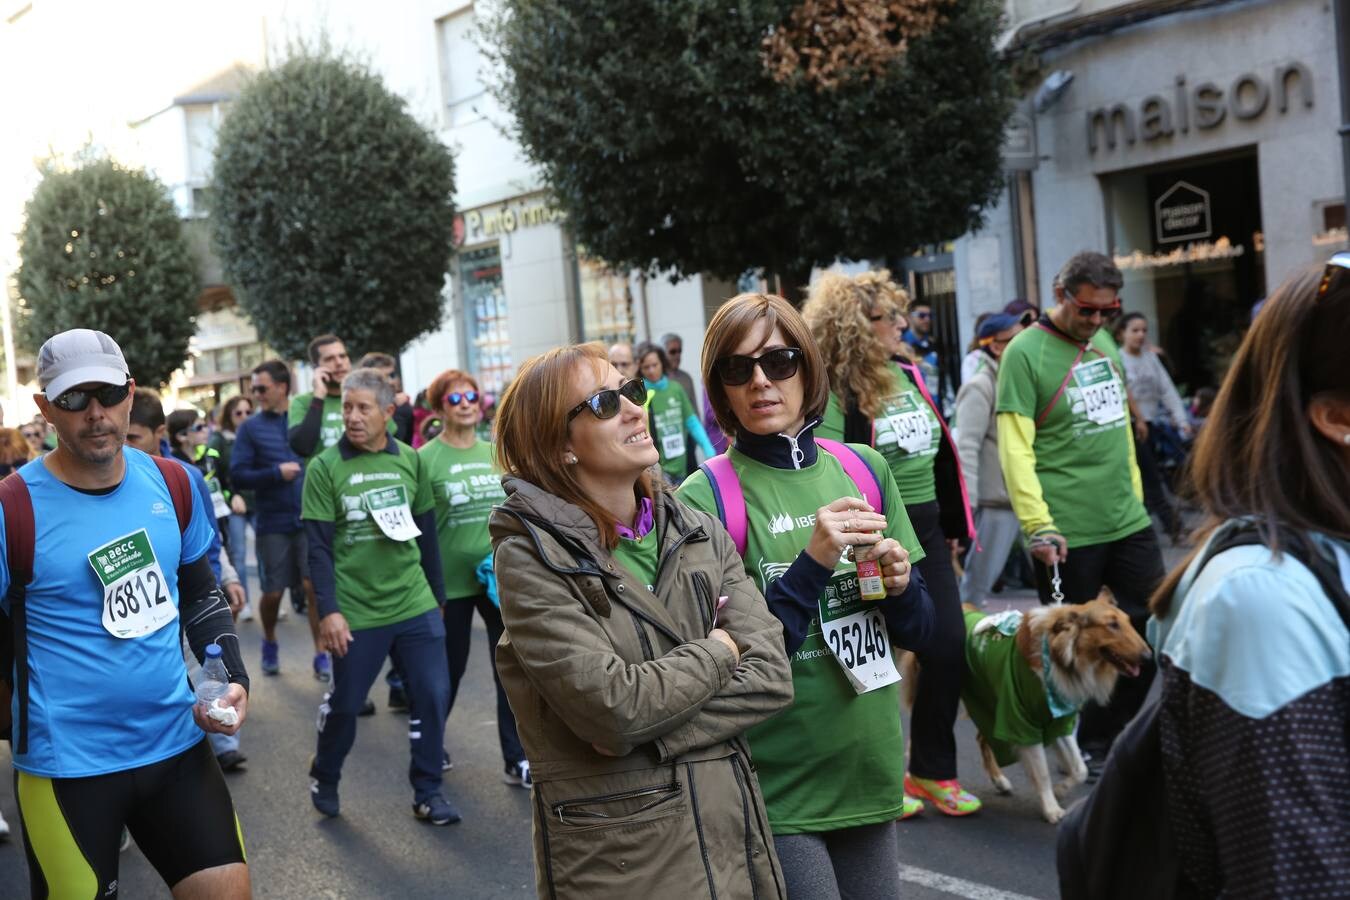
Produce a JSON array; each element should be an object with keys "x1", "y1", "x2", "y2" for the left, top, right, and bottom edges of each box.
[
  {"x1": 1105, "y1": 153, "x2": 1265, "y2": 393},
  {"x1": 436, "y1": 7, "x2": 485, "y2": 127},
  {"x1": 1313, "y1": 200, "x2": 1347, "y2": 249},
  {"x1": 460, "y1": 244, "x2": 511, "y2": 394},
  {"x1": 575, "y1": 254, "x2": 634, "y2": 346}
]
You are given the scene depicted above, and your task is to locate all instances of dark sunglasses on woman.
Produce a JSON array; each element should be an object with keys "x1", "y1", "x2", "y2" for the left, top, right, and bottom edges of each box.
[
  {"x1": 446, "y1": 390, "x2": 479, "y2": 407},
  {"x1": 51, "y1": 381, "x2": 132, "y2": 412},
  {"x1": 566, "y1": 379, "x2": 648, "y2": 423},
  {"x1": 714, "y1": 348, "x2": 803, "y2": 386}
]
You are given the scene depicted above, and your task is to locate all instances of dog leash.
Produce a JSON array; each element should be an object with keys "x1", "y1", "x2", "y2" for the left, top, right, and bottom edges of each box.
[{"x1": 1030, "y1": 536, "x2": 1066, "y2": 603}]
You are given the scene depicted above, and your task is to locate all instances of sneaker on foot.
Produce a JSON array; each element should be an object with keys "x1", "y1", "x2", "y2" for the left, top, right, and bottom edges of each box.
[
  {"x1": 502, "y1": 760, "x2": 532, "y2": 789},
  {"x1": 310, "y1": 778, "x2": 340, "y2": 817},
  {"x1": 216, "y1": 750, "x2": 248, "y2": 772},
  {"x1": 277, "y1": 603, "x2": 289, "y2": 621},
  {"x1": 313, "y1": 652, "x2": 332, "y2": 682},
  {"x1": 261, "y1": 639, "x2": 280, "y2": 676},
  {"x1": 358, "y1": 698, "x2": 377, "y2": 717},
  {"x1": 904, "y1": 774, "x2": 981, "y2": 816},
  {"x1": 900, "y1": 795, "x2": 924, "y2": 820},
  {"x1": 387, "y1": 684, "x2": 409, "y2": 712},
  {"x1": 442, "y1": 751, "x2": 454, "y2": 772},
  {"x1": 238, "y1": 603, "x2": 254, "y2": 622},
  {"x1": 413, "y1": 794, "x2": 462, "y2": 826}
]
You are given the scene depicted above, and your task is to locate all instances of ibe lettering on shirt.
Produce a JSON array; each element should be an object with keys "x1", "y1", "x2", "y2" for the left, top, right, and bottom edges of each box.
[
  {"x1": 88, "y1": 529, "x2": 176, "y2": 639},
  {"x1": 819, "y1": 551, "x2": 902, "y2": 694}
]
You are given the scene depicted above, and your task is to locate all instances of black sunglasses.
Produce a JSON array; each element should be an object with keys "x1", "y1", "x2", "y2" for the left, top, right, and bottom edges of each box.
[
  {"x1": 446, "y1": 390, "x2": 479, "y2": 407},
  {"x1": 1317, "y1": 250, "x2": 1350, "y2": 298},
  {"x1": 714, "y1": 348, "x2": 803, "y2": 386},
  {"x1": 51, "y1": 381, "x2": 132, "y2": 412},
  {"x1": 20, "y1": 430, "x2": 40, "y2": 440},
  {"x1": 567, "y1": 379, "x2": 647, "y2": 423}
]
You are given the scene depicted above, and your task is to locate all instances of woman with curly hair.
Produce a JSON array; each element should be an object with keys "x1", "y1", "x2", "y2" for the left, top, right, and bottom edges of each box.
[{"x1": 805, "y1": 270, "x2": 979, "y2": 817}]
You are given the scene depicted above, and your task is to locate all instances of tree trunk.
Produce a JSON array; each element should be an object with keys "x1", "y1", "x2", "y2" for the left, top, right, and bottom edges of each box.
[{"x1": 773, "y1": 265, "x2": 813, "y2": 307}]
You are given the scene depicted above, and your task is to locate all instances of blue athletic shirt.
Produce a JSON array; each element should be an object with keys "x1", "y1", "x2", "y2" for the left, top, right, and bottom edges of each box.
[{"x1": 0, "y1": 448, "x2": 215, "y2": 777}]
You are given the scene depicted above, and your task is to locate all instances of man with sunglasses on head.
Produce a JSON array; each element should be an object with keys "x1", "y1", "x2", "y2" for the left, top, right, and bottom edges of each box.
[
  {"x1": 302, "y1": 367, "x2": 456, "y2": 824},
  {"x1": 0, "y1": 329, "x2": 250, "y2": 897},
  {"x1": 995, "y1": 250, "x2": 1163, "y2": 771},
  {"x1": 231, "y1": 358, "x2": 329, "y2": 681}
]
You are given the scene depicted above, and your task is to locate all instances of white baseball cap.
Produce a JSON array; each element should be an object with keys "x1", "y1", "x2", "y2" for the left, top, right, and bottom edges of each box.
[{"x1": 37, "y1": 329, "x2": 130, "y2": 399}]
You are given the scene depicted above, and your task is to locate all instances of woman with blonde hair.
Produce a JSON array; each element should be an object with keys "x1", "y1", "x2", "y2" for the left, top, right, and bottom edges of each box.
[
  {"x1": 805, "y1": 270, "x2": 979, "y2": 817},
  {"x1": 489, "y1": 342, "x2": 793, "y2": 899},
  {"x1": 679, "y1": 293, "x2": 933, "y2": 900}
]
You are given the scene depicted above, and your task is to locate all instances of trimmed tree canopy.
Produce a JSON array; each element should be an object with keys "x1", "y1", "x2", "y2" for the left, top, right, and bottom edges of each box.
[
  {"x1": 16, "y1": 157, "x2": 199, "y2": 386},
  {"x1": 211, "y1": 50, "x2": 457, "y2": 360},
  {"x1": 489, "y1": 0, "x2": 1014, "y2": 283}
]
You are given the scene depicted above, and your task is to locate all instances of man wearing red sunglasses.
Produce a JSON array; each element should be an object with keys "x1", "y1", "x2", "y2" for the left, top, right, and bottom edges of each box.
[{"x1": 993, "y1": 251, "x2": 1163, "y2": 775}]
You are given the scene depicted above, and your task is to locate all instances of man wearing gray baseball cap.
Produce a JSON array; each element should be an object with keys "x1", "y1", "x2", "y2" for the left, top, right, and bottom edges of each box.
[{"x1": 0, "y1": 329, "x2": 252, "y2": 897}]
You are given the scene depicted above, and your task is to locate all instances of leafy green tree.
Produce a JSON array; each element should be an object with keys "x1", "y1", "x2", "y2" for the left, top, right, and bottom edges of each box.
[
  {"x1": 210, "y1": 49, "x2": 457, "y2": 360},
  {"x1": 15, "y1": 156, "x2": 199, "y2": 386},
  {"x1": 488, "y1": 0, "x2": 1013, "y2": 291}
]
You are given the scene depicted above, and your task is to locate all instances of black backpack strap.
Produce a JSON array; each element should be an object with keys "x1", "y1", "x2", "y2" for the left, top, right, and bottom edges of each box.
[{"x1": 0, "y1": 473, "x2": 36, "y2": 751}]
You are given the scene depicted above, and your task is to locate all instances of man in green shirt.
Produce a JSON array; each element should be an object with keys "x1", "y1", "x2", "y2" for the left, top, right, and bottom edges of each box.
[
  {"x1": 288, "y1": 334, "x2": 352, "y2": 461},
  {"x1": 995, "y1": 250, "x2": 1162, "y2": 763},
  {"x1": 303, "y1": 368, "x2": 459, "y2": 825}
]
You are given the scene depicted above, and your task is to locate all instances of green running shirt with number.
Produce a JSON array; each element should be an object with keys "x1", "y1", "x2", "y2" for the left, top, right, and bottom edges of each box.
[
  {"x1": 995, "y1": 325, "x2": 1149, "y2": 547},
  {"x1": 646, "y1": 380, "x2": 696, "y2": 480},
  {"x1": 818, "y1": 362, "x2": 940, "y2": 504},
  {"x1": 300, "y1": 440, "x2": 438, "y2": 630},
  {"x1": 678, "y1": 444, "x2": 924, "y2": 834},
  {"x1": 419, "y1": 438, "x2": 505, "y2": 600}
]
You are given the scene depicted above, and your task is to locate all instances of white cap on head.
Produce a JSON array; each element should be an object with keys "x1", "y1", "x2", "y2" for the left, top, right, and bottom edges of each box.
[{"x1": 37, "y1": 329, "x2": 129, "y2": 399}]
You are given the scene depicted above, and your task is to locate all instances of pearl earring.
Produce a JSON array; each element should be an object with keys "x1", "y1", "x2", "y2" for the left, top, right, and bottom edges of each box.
[{"x1": 566, "y1": 453, "x2": 578, "y2": 464}]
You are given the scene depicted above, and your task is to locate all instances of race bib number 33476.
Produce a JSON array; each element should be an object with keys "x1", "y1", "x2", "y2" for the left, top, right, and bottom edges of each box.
[{"x1": 88, "y1": 529, "x2": 176, "y2": 639}]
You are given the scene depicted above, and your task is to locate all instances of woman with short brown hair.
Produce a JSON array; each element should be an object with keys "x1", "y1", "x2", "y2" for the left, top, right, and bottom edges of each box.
[{"x1": 490, "y1": 342, "x2": 793, "y2": 899}]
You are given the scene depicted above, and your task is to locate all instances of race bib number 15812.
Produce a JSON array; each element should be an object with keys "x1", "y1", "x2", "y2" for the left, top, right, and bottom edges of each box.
[{"x1": 88, "y1": 529, "x2": 177, "y2": 639}]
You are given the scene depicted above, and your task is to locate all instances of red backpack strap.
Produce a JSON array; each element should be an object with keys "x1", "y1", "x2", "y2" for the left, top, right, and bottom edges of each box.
[
  {"x1": 150, "y1": 455, "x2": 194, "y2": 533},
  {"x1": 0, "y1": 472, "x2": 35, "y2": 751},
  {"x1": 700, "y1": 453, "x2": 747, "y2": 557},
  {"x1": 815, "y1": 439, "x2": 884, "y2": 514}
]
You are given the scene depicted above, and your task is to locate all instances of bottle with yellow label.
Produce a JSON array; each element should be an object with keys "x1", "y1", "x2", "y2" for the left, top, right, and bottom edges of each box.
[{"x1": 849, "y1": 545, "x2": 887, "y2": 601}]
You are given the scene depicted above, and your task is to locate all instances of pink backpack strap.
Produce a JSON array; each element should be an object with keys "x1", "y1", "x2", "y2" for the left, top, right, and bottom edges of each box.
[
  {"x1": 700, "y1": 454, "x2": 747, "y2": 556},
  {"x1": 815, "y1": 439, "x2": 883, "y2": 513}
]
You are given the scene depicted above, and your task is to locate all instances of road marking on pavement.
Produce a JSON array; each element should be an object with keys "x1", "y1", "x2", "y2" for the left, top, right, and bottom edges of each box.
[{"x1": 898, "y1": 865, "x2": 1047, "y2": 900}]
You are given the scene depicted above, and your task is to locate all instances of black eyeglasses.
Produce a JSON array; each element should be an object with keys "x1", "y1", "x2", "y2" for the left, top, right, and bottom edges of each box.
[
  {"x1": 446, "y1": 390, "x2": 479, "y2": 407},
  {"x1": 249, "y1": 384, "x2": 269, "y2": 395},
  {"x1": 1317, "y1": 250, "x2": 1350, "y2": 298},
  {"x1": 191, "y1": 423, "x2": 208, "y2": 433},
  {"x1": 1067, "y1": 295, "x2": 1123, "y2": 321},
  {"x1": 51, "y1": 381, "x2": 132, "y2": 412},
  {"x1": 567, "y1": 379, "x2": 648, "y2": 423},
  {"x1": 19, "y1": 430, "x2": 39, "y2": 440},
  {"x1": 714, "y1": 348, "x2": 803, "y2": 386}
]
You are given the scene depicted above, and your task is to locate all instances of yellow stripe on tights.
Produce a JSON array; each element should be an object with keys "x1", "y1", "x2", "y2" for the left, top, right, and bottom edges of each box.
[{"x1": 16, "y1": 771, "x2": 99, "y2": 899}]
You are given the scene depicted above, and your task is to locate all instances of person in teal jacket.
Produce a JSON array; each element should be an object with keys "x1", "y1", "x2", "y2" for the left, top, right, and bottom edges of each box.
[{"x1": 635, "y1": 341, "x2": 713, "y2": 486}]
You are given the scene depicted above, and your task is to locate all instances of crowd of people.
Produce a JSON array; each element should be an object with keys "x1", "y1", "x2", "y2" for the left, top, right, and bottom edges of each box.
[{"x1": 0, "y1": 248, "x2": 1345, "y2": 899}]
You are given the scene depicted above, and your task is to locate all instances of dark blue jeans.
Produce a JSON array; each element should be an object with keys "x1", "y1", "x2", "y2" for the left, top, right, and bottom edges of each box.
[
  {"x1": 311, "y1": 607, "x2": 450, "y2": 803},
  {"x1": 445, "y1": 594, "x2": 524, "y2": 766}
]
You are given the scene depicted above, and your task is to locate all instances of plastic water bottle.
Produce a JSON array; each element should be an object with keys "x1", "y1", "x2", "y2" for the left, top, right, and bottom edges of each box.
[{"x1": 195, "y1": 643, "x2": 230, "y2": 708}]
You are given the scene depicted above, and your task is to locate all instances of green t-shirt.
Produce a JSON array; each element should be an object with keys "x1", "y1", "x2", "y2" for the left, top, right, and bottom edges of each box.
[
  {"x1": 646, "y1": 380, "x2": 696, "y2": 480},
  {"x1": 300, "y1": 438, "x2": 438, "y2": 630},
  {"x1": 418, "y1": 438, "x2": 505, "y2": 601},
  {"x1": 996, "y1": 323, "x2": 1149, "y2": 546},
  {"x1": 611, "y1": 529, "x2": 660, "y2": 593},
  {"x1": 678, "y1": 444, "x2": 925, "y2": 834},
  {"x1": 290, "y1": 392, "x2": 395, "y2": 461},
  {"x1": 817, "y1": 362, "x2": 940, "y2": 505},
  {"x1": 961, "y1": 609, "x2": 1077, "y2": 767}
]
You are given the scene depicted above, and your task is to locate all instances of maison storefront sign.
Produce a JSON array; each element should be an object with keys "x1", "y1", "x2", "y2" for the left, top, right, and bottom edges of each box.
[{"x1": 1087, "y1": 62, "x2": 1313, "y2": 153}]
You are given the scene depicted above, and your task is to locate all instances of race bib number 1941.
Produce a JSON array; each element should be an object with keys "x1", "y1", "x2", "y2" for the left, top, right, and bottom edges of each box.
[
  {"x1": 363, "y1": 484, "x2": 422, "y2": 542},
  {"x1": 88, "y1": 529, "x2": 176, "y2": 639}
]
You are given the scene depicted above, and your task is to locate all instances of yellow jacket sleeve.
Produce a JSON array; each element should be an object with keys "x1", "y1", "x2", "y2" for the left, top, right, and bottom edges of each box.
[{"x1": 997, "y1": 411, "x2": 1057, "y2": 537}]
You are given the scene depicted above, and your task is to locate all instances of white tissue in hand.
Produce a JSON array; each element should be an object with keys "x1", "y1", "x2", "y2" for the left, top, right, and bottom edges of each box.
[{"x1": 206, "y1": 699, "x2": 239, "y2": 727}]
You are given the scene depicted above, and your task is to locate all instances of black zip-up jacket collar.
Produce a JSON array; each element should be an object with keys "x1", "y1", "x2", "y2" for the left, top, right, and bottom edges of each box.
[{"x1": 732, "y1": 418, "x2": 822, "y2": 470}]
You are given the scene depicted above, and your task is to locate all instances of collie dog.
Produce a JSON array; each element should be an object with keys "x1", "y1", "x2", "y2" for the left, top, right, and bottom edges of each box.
[{"x1": 902, "y1": 593, "x2": 1151, "y2": 823}]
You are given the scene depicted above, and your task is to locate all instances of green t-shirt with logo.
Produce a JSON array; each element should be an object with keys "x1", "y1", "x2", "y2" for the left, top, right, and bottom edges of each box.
[
  {"x1": 290, "y1": 392, "x2": 395, "y2": 461},
  {"x1": 678, "y1": 443, "x2": 925, "y2": 834},
  {"x1": 817, "y1": 362, "x2": 940, "y2": 505},
  {"x1": 611, "y1": 529, "x2": 660, "y2": 594},
  {"x1": 300, "y1": 438, "x2": 438, "y2": 630},
  {"x1": 418, "y1": 438, "x2": 505, "y2": 601},
  {"x1": 646, "y1": 380, "x2": 695, "y2": 480},
  {"x1": 996, "y1": 323, "x2": 1149, "y2": 547}
]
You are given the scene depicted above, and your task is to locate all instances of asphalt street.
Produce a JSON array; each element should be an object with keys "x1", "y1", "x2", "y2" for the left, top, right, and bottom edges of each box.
[{"x1": 0, "y1": 534, "x2": 1188, "y2": 899}]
